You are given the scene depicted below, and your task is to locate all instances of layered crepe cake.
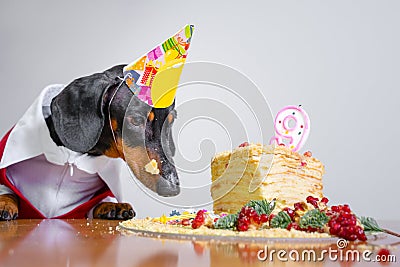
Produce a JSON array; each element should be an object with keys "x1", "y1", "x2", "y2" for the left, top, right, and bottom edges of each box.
[{"x1": 210, "y1": 143, "x2": 324, "y2": 214}]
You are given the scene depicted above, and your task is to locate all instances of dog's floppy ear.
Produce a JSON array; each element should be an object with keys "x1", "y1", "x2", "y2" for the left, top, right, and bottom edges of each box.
[{"x1": 50, "y1": 65, "x2": 125, "y2": 153}]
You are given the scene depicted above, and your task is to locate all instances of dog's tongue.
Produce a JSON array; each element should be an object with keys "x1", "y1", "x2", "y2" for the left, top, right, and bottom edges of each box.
[{"x1": 122, "y1": 24, "x2": 194, "y2": 108}]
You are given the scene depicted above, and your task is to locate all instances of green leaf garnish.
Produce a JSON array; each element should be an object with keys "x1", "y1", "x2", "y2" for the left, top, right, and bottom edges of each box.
[
  {"x1": 299, "y1": 209, "x2": 329, "y2": 229},
  {"x1": 214, "y1": 214, "x2": 238, "y2": 230},
  {"x1": 245, "y1": 198, "x2": 276, "y2": 215},
  {"x1": 359, "y1": 216, "x2": 383, "y2": 233},
  {"x1": 270, "y1": 211, "x2": 291, "y2": 229}
]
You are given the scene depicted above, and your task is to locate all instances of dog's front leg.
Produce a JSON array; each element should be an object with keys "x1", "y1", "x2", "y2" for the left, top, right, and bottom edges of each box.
[
  {"x1": 93, "y1": 202, "x2": 135, "y2": 220},
  {"x1": 0, "y1": 194, "x2": 18, "y2": 220}
]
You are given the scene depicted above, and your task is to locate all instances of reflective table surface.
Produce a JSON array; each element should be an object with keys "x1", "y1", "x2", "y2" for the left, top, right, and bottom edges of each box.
[{"x1": 0, "y1": 219, "x2": 398, "y2": 267}]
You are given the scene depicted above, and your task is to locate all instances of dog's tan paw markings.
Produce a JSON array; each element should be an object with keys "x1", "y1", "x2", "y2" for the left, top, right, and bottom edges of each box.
[{"x1": 0, "y1": 194, "x2": 19, "y2": 221}]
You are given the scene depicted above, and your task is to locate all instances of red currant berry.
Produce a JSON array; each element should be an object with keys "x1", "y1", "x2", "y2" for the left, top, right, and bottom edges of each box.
[
  {"x1": 260, "y1": 214, "x2": 269, "y2": 223},
  {"x1": 248, "y1": 210, "x2": 258, "y2": 219},
  {"x1": 303, "y1": 151, "x2": 312, "y2": 157},
  {"x1": 331, "y1": 206, "x2": 340, "y2": 212},
  {"x1": 325, "y1": 211, "x2": 334, "y2": 217},
  {"x1": 306, "y1": 196, "x2": 319, "y2": 208},
  {"x1": 306, "y1": 196, "x2": 316, "y2": 202},
  {"x1": 329, "y1": 226, "x2": 337, "y2": 235},
  {"x1": 268, "y1": 214, "x2": 275, "y2": 221},
  {"x1": 240, "y1": 217, "x2": 250, "y2": 224},
  {"x1": 321, "y1": 197, "x2": 329, "y2": 204},
  {"x1": 341, "y1": 212, "x2": 353, "y2": 220},
  {"x1": 347, "y1": 226, "x2": 356, "y2": 233},
  {"x1": 294, "y1": 202, "x2": 305, "y2": 211},
  {"x1": 358, "y1": 233, "x2": 367, "y2": 241},
  {"x1": 283, "y1": 207, "x2": 295, "y2": 221},
  {"x1": 195, "y1": 212, "x2": 205, "y2": 222},
  {"x1": 237, "y1": 222, "x2": 249, "y2": 231},
  {"x1": 251, "y1": 214, "x2": 261, "y2": 225},
  {"x1": 341, "y1": 219, "x2": 350, "y2": 227},
  {"x1": 191, "y1": 210, "x2": 206, "y2": 228},
  {"x1": 306, "y1": 226, "x2": 318, "y2": 233},
  {"x1": 347, "y1": 234, "x2": 357, "y2": 241},
  {"x1": 240, "y1": 206, "x2": 248, "y2": 215},
  {"x1": 331, "y1": 223, "x2": 341, "y2": 234},
  {"x1": 348, "y1": 218, "x2": 357, "y2": 226},
  {"x1": 195, "y1": 217, "x2": 204, "y2": 223},
  {"x1": 181, "y1": 219, "x2": 191, "y2": 226},
  {"x1": 239, "y1": 142, "x2": 249, "y2": 147},
  {"x1": 338, "y1": 227, "x2": 347, "y2": 238},
  {"x1": 287, "y1": 222, "x2": 301, "y2": 231},
  {"x1": 293, "y1": 223, "x2": 301, "y2": 231},
  {"x1": 191, "y1": 221, "x2": 202, "y2": 229},
  {"x1": 354, "y1": 225, "x2": 363, "y2": 233},
  {"x1": 342, "y1": 204, "x2": 351, "y2": 213}
]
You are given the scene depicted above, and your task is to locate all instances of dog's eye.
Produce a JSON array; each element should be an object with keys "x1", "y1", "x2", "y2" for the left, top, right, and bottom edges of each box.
[{"x1": 167, "y1": 113, "x2": 174, "y2": 124}]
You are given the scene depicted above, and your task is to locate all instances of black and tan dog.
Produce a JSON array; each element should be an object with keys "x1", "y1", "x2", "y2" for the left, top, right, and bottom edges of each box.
[{"x1": 0, "y1": 64, "x2": 179, "y2": 220}]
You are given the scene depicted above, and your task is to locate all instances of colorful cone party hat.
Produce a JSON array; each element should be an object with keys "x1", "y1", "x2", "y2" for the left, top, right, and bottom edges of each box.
[{"x1": 123, "y1": 24, "x2": 194, "y2": 108}]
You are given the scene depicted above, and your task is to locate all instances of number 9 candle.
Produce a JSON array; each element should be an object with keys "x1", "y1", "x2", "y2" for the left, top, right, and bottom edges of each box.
[{"x1": 270, "y1": 105, "x2": 310, "y2": 152}]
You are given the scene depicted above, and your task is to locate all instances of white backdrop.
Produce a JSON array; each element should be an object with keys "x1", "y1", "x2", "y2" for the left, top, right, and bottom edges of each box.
[{"x1": 0, "y1": 1, "x2": 399, "y2": 220}]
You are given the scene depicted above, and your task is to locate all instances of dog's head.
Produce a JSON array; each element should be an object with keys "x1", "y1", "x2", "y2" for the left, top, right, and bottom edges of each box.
[{"x1": 49, "y1": 65, "x2": 180, "y2": 196}]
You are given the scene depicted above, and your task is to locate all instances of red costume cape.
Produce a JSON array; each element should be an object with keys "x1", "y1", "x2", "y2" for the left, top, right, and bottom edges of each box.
[{"x1": 0, "y1": 129, "x2": 114, "y2": 219}]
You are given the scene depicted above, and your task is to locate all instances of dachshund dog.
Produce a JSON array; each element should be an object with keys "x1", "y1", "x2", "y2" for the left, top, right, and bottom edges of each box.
[{"x1": 0, "y1": 65, "x2": 179, "y2": 220}]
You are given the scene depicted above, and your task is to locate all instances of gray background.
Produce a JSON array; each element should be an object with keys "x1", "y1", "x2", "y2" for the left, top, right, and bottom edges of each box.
[{"x1": 1, "y1": 1, "x2": 399, "y2": 220}]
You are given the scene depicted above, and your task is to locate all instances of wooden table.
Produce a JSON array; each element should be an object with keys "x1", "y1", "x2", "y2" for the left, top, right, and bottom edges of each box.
[{"x1": 0, "y1": 219, "x2": 398, "y2": 267}]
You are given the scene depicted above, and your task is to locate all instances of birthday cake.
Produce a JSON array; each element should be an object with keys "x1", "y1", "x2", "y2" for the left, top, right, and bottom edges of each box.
[
  {"x1": 211, "y1": 143, "x2": 324, "y2": 214},
  {"x1": 211, "y1": 105, "x2": 323, "y2": 213}
]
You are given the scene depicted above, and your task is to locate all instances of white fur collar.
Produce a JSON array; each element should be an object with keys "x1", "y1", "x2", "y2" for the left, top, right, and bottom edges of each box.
[{"x1": 0, "y1": 84, "x2": 130, "y2": 201}]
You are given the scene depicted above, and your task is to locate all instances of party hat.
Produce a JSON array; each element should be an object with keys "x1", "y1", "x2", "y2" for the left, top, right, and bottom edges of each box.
[{"x1": 123, "y1": 24, "x2": 194, "y2": 108}]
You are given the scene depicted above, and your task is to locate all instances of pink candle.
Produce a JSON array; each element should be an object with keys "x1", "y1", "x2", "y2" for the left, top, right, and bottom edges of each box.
[{"x1": 270, "y1": 105, "x2": 310, "y2": 152}]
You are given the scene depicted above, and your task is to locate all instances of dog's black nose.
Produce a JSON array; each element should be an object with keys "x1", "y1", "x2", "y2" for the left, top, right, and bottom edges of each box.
[{"x1": 156, "y1": 178, "x2": 180, "y2": 197}]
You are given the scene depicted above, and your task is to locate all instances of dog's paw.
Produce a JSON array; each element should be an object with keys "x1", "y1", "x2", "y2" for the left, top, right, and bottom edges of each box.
[
  {"x1": 93, "y1": 202, "x2": 135, "y2": 220},
  {"x1": 0, "y1": 194, "x2": 18, "y2": 221}
]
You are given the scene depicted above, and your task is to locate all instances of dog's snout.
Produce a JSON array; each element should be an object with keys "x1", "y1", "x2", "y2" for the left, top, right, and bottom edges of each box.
[{"x1": 156, "y1": 178, "x2": 180, "y2": 197}]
